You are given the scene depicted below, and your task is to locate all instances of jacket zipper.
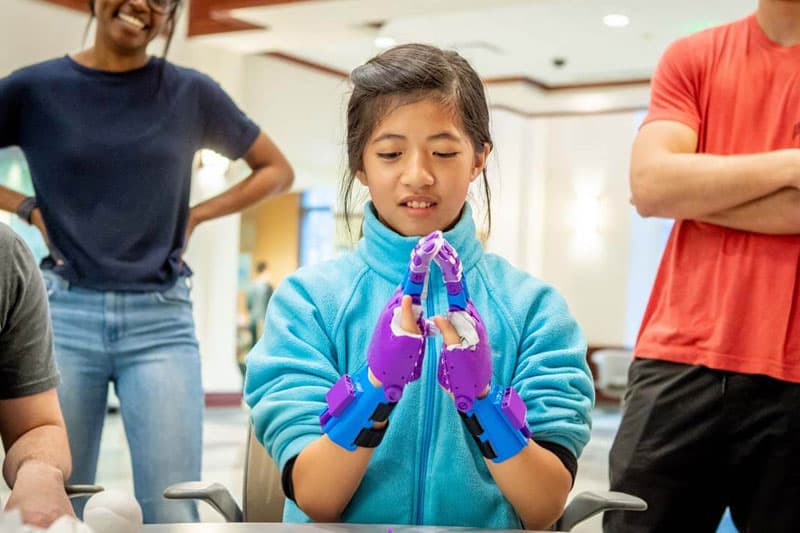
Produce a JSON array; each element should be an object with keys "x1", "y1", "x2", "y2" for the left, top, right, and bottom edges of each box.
[{"x1": 415, "y1": 288, "x2": 438, "y2": 524}]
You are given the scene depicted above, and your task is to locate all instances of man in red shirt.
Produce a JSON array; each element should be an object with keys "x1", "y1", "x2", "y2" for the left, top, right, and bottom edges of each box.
[{"x1": 605, "y1": 1, "x2": 800, "y2": 532}]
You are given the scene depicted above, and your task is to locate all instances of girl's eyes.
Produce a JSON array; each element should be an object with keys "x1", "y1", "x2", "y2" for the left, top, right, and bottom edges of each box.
[{"x1": 375, "y1": 151, "x2": 460, "y2": 159}]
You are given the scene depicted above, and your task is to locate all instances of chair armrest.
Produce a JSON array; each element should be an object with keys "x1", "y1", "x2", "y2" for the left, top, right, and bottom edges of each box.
[
  {"x1": 65, "y1": 485, "x2": 104, "y2": 498},
  {"x1": 163, "y1": 482, "x2": 243, "y2": 522},
  {"x1": 555, "y1": 490, "x2": 647, "y2": 531}
]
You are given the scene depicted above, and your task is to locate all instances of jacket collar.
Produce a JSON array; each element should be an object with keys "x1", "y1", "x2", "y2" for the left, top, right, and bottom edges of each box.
[{"x1": 357, "y1": 201, "x2": 483, "y2": 283}]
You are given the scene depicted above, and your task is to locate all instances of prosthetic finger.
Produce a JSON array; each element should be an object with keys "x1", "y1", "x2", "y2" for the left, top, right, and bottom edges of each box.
[
  {"x1": 433, "y1": 239, "x2": 468, "y2": 311},
  {"x1": 402, "y1": 230, "x2": 444, "y2": 304}
]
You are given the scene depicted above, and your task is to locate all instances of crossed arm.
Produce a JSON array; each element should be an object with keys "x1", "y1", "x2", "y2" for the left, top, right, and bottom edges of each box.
[
  {"x1": 629, "y1": 120, "x2": 800, "y2": 234},
  {"x1": 0, "y1": 388, "x2": 74, "y2": 528}
]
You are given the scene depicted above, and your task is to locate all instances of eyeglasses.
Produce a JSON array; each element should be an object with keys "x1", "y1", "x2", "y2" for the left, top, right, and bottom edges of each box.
[{"x1": 147, "y1": 0, "x2": 178, "y2": 14}]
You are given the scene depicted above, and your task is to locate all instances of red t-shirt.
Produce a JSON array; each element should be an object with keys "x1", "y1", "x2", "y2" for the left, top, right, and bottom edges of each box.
[{"x1": 635, "y1": 14, "x2": 800, "y2": 382}]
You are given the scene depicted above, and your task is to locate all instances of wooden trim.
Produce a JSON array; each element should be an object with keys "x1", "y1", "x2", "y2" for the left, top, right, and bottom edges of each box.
[
  {"x1": 484, "y1": 75, "x2": 651, "y2": 91},
  {"x1": 485, "y1": 75, "x2": 548, "y2": 91},
  {"x1": 491, "y1": 103, "x2": 647, "y2": 119},
  {"x1": 196, "y1": 0, "x2": 313, "y2": 8},
  {"x1": 35, "y1": 0, "x2": 89, "y2": 13},
  {"x1": 205, "y1": 392, "x2": 243, "y2": 407},
  {"x1": 264, "y1": 53, "x2": 651, "y2": 91},
  {"x1": 188, "y1": 0, "x2": 312, "y2": 37},
  {"x1": 188, "y1": 13, "x2": 265, "y2": 37},
  {"x1": 263, "y1": 52, "x2": 349, "y2": 79}
]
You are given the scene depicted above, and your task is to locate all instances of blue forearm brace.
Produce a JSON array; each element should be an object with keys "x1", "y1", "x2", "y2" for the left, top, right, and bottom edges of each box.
[
  {"x1": 319, "y1": 366, "x2": 397, "y2": 451},
  {"x1": 459, "y1": 384, "x2": 532, "y2": 463}
]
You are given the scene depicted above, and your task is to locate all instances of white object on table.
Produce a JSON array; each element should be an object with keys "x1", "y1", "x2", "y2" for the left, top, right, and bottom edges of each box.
[{"x1": 83, "y1": 490, "x2": 142, "y2": 533}]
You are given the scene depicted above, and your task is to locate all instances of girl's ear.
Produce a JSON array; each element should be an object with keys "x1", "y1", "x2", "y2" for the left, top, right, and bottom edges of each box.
[
  {"x1": 471, "y1": 142, "x2": 492, "y2": 182},
  {"x1": 356, "y1": 170, "x2": 368, "y2": 186}
]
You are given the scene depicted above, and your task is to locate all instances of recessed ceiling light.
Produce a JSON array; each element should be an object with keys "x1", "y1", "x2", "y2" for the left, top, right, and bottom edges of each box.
[
  {"x1": 374, "y1": 36, "x2": 397, "y2": 49},
  {"x1": 603, "y1": 14, "x2": 630, "y2": 28}
]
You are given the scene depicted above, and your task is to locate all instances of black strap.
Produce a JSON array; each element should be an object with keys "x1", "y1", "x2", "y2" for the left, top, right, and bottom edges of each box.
[
  {"x1": 281, "y1": 455, "x2": 298, "y2": 502},
  {"x1": 354, "y1": 420, "x2": 389, "y2": 448},
  {"x1": 458, "y1": 412, "x2": 577, "y2": 483},
  {"x1": 370, "y1": 401, "x2": 397, "y2": 422}
]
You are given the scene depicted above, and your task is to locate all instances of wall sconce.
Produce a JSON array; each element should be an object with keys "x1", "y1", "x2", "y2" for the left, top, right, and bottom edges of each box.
[{"x1": 569, "y1": 181, "x2": 605, "y2": 261}]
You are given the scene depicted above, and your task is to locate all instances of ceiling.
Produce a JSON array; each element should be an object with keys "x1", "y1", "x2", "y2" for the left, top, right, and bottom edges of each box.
[
  {"x1": 42, "y1": 0, "x2": 758, "y2": 88},
  {"x1": 190, "y1": 0, "x2": 758, "y2": 87}
]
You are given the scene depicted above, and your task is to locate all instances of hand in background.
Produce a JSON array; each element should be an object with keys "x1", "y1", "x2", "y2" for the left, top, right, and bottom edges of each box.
[{"x1": 30, "y1": 209, "x2": 64, "y2": 266}]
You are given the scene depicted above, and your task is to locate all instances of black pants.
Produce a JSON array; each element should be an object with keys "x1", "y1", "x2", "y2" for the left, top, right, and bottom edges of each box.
[{"x1": 604, "y1": 358, "x2": 800, "y2": 533}]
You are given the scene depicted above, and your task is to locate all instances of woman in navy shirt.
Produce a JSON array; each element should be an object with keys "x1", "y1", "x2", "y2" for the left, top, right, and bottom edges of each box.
[{"x1": 0, "y1": 0, "x2": 293, "y2": 522}]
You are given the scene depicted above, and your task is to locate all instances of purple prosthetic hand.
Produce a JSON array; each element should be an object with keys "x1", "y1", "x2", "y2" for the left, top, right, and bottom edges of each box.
[
  {"x1": 434, "y1": 240, "x2": 493, "y2": 413},
  {"x1": 433, "y1": 238, "x2": 531, "y2": 462},
  {"x1": 367, "y1": 231, "x2": 444, "y2": 402}
]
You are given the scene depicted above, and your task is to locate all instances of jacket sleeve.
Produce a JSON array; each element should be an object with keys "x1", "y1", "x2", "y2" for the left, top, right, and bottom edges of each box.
[
  {"x1": 511, "y1": 282, "x2": 595, "y2": 459},
  {"x1": 244, "y1": 273, "x2": 342, "y2": 472}
]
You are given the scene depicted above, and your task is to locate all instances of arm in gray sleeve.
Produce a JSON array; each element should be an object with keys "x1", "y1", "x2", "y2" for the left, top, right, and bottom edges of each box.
[{"x1": 0, "y1": 225, "x2": 58, "y2": 399}]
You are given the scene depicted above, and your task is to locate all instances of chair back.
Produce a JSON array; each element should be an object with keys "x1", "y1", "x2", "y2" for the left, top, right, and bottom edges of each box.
[
  {"x1": 242, "y1": 423, "x2": 285, "y2": 522},
  {"x1": 590, "y1": 348, "x2": 633, "y2": 400}
]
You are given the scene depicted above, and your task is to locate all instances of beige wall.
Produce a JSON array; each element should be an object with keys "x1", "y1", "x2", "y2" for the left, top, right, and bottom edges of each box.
[
  {"x1": 486, "y1": 109, "x2": 639, "y2": 347},
  {"x1": 241, "y1": 192, "x2": 301, "y2": 287}
]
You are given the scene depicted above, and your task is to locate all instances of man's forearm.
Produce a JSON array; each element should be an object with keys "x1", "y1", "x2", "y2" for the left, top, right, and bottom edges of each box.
[
  {"x1": 631, "y1": 148, "x2": 800, "y2": 220},
  {"x1": 3, "y1": 425, "x2": 71, "y2": 489},
  {"x1": 698, "y1": 188, "x2": 800, "y2": 234}
]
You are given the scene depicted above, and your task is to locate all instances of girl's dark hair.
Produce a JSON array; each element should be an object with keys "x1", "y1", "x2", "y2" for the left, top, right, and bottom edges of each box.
[
  {"x1": 341, "y1": 43, "x2": 493, "y2": 236},
  {"x1": 84, "y1": 1, "x2": 181, "y2": 63}
]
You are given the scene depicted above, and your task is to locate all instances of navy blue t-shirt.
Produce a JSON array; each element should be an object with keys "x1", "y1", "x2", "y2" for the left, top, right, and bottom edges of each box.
[{"x1": 0, "y1": 56, "x2": 260, "y2": 291}]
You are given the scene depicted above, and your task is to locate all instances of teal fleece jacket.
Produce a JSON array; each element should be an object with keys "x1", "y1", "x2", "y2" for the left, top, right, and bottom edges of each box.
[{"x1": 245, "y1": 203, "x2": 594, "y2": 528}]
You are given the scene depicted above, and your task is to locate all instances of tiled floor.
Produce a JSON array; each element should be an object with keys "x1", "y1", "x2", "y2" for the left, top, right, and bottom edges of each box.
[{"x1": 0, "y1": 404, "x2": 622, "y2": 532}]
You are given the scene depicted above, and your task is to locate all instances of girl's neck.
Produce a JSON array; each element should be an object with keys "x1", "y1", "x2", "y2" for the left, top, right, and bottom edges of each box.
[
  {"x1": 72, "y1": 44, "x2": 150, "y2": 72},
  {"x1": 757, "y1": 0, "x2": 800, "y2": 47}
]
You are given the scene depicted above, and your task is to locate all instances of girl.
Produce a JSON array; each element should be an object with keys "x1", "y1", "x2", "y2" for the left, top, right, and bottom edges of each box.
[
  {"x1": 244, "y1": 43, "x2": 593, "y2": 530},
  {"x1": 0, "y1": 0, "x2": 293, "y2": 523}
]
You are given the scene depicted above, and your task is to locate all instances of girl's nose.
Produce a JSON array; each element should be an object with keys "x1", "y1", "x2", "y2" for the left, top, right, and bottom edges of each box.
[{"x1": 400, "y1": 154, "x2": 435, "y2": 188}]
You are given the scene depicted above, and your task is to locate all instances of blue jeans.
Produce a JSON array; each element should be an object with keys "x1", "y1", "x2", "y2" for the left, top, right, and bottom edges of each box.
[{"x1": 43, "y1": 271, "x2": 202, "y2": 523}]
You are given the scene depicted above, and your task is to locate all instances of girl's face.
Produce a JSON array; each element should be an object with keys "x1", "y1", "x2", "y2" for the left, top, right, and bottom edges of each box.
[
  {"x1": 357, "y1": 98, "x2": 490, "y2": 237},
  {"x1": 94, "y1": 0, "x2": 172, "y2": 54}
]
